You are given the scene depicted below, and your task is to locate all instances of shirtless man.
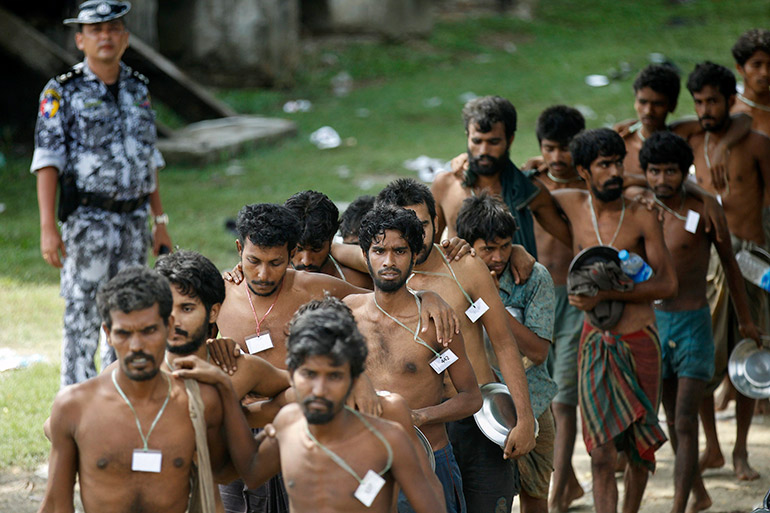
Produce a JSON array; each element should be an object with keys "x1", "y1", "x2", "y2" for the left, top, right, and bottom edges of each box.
[
  {"x1": 344, "y1": 205, "x2": 482, "y2": 513},
  {"x1": 456, "y1": 193, "x2": 557, "y2": 513},
  {"x1": 615, "y1": 64, "x2": 751, "y2": 178},
  {"x1": 553, "y1": 128, "x2": 677, "y2": 513},
  {"x1": 154, "y1": 250, "x2": 291, "y2": 426},
  {"x1": 38, "y1": 267, "x2": 240, "y2": 513},
  {"x1": 218, "y1": 203, "x2": 460, "y2": 513},
  {"x1": 430, "y1": 95, "x2": 571, "y2": 256},
  {"x1": 285, "y1": 190, "x2": 372, "y2": 288},
  {"x1": 333, "y1": 178, "x2": 537, "y2": 513},
  {"x1": 630, "y1": 132, "x2": 760, "y2": 513},
  {"x1": 685, "y1": 61, "x2": 770, "y2": 481},
  {"x1": 732, "y1": 29, "x2": 770, "y2": 137},
  {"x1": 526, "y1": 105, "x2": 587, "y2": 513}
]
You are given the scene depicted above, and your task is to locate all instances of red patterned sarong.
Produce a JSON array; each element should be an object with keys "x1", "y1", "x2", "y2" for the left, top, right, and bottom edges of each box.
[{"x1": 578, "y1": 322, "x2": 667, "y2": 470}]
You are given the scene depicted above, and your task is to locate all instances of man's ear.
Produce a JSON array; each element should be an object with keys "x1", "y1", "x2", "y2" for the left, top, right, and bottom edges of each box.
[
  {"x1": 576, "y1": 164, "x2": 591, "y2": 182},
  {"x1": 236, "y1": 239, "x2": 242, "y2": 254},
  {"x1": 735, "y1": 62, "x2": 747, "y2": 78},
  {"x1": 209, "y1": 303, "x2": 222, "y2": 324},
  {"x1": 103, "y1": 323, "x2": 112, "y2": 347},
  {"x1": 75, "y1": 32, "x2": 85, "y2": 51},
  {"x1": 728, "y1": 94, "x2": 737, "y2": 110},
  {"x1": 507, "y1": 133, "x2": 516, "y2": 148},
  {"x1": 289, "y1": 247, "x2": 297, "y2": 261}
]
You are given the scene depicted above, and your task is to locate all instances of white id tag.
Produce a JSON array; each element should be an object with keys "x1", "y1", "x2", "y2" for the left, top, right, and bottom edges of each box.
[
  {"x1": 354, "y1": 469, "x2": 386, "y2": 507},
  {"x1": 716, "y1": 194, "x2": 723, "y2": 205},
  {"x1": 465, "y1": 298, "x2": 489, "y2": 323},
  {"x1": 429, "y1": 348, "x2": 459, "y2": 374},
  {"x1": 685, "y1": 210, "x2": 700, "y2": 234},
  {"x1": 245, "y1": 332, "x2": 273, "y2": 354},
  {"x1": 132, "y1": 449, "x2": 162, "y2": 473}
]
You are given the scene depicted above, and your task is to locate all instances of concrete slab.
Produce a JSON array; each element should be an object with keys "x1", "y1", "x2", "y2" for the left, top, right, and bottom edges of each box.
[{"x1": 156, "y1": 116, "x2": 297, "y2": 166}]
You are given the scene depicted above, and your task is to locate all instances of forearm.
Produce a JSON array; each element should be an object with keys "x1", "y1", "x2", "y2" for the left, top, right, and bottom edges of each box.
[
  {"x1": 682, "y1": 180, "x2": 715, "y2": 202},
  {"x1": 720, "y1": 113, "x2": 752, "y2": 149},
  {"x1": 37, "y1": 167, "x2": 59, "y2": 230},
  {"x1": 598, "y1": 274, "x2": 677, "y2": 303},
  {"x1": 244, "y1": 390, "x2": 292, "y2": 428},
  {"x1": 330, "y1": 242, "x2": 368, "y2": 272},
  {"x1": 215, "y1": 380, "x2": 260, "y2": 478},
  {"x1": 508, "y1": 318, "x2": 549, "y2": 365},
  {"x1": 148, "y1": 170, "x2": 164, "y2": 216},
  {"x1": 414, "y1": 391, "x2": 479, "y2": 425},
  {"x1": 495, "y1": 344, "x2": 535, "y2": 427},
  {"x1": 723, "y1": 258, "x2": 756, "y2": 327}
]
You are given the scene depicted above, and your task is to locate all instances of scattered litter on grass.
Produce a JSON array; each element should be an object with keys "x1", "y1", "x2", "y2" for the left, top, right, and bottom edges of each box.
[
  {"x1": 585, "y1": 74, "x2": 610, "y2": 87},
  {"x1": 356, "y1": 178, "x2": 377, "y2": 191},
  {"x1": 458, "y1": 92, "x2": 478, "y2": 103},
  {"x1": 355, "y1": 108, "x2": 371, "y2": 118},
  {"x1": 225, "y1": 160, "x2": 245, "y2": 176},
  {"x1": 336, "y1": 165, "x2": 352, "y2": 178},
  {"x1": 282, "y1": 100, "x2": 312, "y2": 113},
  {"x1": 0, "y1": 348, "x2": 45, "y2": 372},
  {"x1": 331, "y1": 71, "x2": 353, "y2": 97},
  {"x1": 310, "y1": 126, "x2": 342, "y2": 149},
  {"x1": 604, "y1": 114, "x2": 616, "y2": 125},
  {"x1": 0, "y1": 203, "x2": 5, "y2": 214},
  {"x1": 649, "y1": 52, "x2": 667, "y2": 64},
  {"x1": 0, "y1": 152, "x2": 6, "y2": 168},
  {"x1": 575, "y1": 104, "x2": 597, "y2": 120},
  {"x1": 608, "y1": 62, "x2": 632, "y2": 80},
  {"x1": 403, "y1": 155, "x2": 448, "y2": 183},
  {"x1": 423, "y1": 97, "x2": 442, "y2": 108},
  {"x1": 321, "y1": 53, "x2": 339, "y2": 66},
  {"x1": 474, "y1": 54, "x2": 492, "y2": 64},
  {"x1": 504, "y1": 42, "x2": 517, "y2": 54}
]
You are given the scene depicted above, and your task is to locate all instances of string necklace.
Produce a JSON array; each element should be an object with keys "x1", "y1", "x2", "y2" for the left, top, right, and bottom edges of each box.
[
  {"x1": 373, "y1": 291, "x2": 442, "y2": 359},
  {"x1": 245, "y1": 280, "x2": 283, "y2": 336},
  {"x1": 547, "y1": 170, "x2": 582, "y2": 184},
  {"x1": 304, "y1": 406, "x2": 394, "y2": 483},
  {"x1": 704, "y1": 132, "x2": 730, "y2": 196},
  {"x1": 653, "y1": 193, "x2": 687, "y2": 221},
  {"x1": 164, "y1": 346, "x2": 210, "y2": 371},
  {"x1": 409, "y1": 244, "x2": 474, "y2": 306},
  {"x1": 630, "y1": 120, "x2": 646, "y2": 141},
  {"x1": 588, "y1": 194, "x2": 625, "y2": 247},
  {"x1": 738, "y1": 93, "x2": 770, "y2": 113},
  {"x1": 328, "y1": 254, "x2": 347, "y2": 283},
  {"x1": 111, "y1": 368, "x2": 172, "y2": 451}
]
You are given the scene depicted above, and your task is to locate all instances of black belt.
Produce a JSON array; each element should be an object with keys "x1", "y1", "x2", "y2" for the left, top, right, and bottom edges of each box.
[{"x1": 79, "y1": 192, "x2": 149, "y2": 213}]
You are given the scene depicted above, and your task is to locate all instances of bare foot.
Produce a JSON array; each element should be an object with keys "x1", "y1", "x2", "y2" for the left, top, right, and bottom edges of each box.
[
  {"x1": 685, "y1": 490, "x2": 712, "y2": 513},
  {"x1": 549, "y1": 470, "x2": 584, "y2": 513},
  {"x1": 714, "y1": 378, "x2": 736, "y2": 411},
  {"x1": 733, "y1": 452, "x2": 760, "y2": 481},
  {"x1": 698, "y1": 447, "x2": 725, "y2": 472}
]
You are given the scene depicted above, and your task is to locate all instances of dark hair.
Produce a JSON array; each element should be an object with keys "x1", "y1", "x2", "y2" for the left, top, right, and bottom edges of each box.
[
  {"x1": 97, "y1": 267, "x2": 173, "y2": 330},
  {"x1": 639, "y1": 131, "x2": 694, "y2": 175},
  {"x1": 154, "y1": 250, "x2": 225, "y2": 314},
  {"x1": 632, "y1": 64, "x2": 681, "y2": 111},
  {"x1": 285, "y1": 191, "x2": 340, "y2": 248},
  {"x1": 286, "y1": 297, "x2": 367, "y2": 378},
  {"x1": 462, "y1": 96, "x2": 518, "y2": 140},
  {"x1": 686, "y1": 61, "x2": 736, "y2": 100},
  {"x1": 339, "y1": 195, "x2": 375, "y2": 241},
  {"x1": 456, "y1": 193, "x2": 518, "y2": 246},
  {"x1": 569, "y1": 128, "x2": 627, "y2": 171},
  {"x1": 375, "y1": 178, "x2": 437, "y2": 220},
  {"x1": 536, "y1": 105, "x2": 586, "y2": 145},
  {"x1": 358, "y1": 205, "x2": 424, "y2": 257},
  {"x1": 236, "y1": 203, "x2": 301, "y2": 252},
  {"x1": 732, "y1": 29, "x2": 770, "y2": 66}
]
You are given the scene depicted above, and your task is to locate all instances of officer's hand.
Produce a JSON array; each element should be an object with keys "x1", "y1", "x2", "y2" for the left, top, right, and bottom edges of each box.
[
  {"x1": 152, "y1": 223, "x2": 172, "y2": 256},
  {"x1": 41, "y1": 225, "x2": 67, "y2": 268}
]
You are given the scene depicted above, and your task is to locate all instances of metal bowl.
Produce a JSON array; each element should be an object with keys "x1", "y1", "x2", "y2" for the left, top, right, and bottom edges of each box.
[
  {"x1": 728, "y1": 338, "x2": 770, "y2": 399},
  {"x1": 568, "y1": 245, "x2": 620, "y2": 274},
  {"x1": 413, "y1": 426, "x2": 435, "y2": 471}
]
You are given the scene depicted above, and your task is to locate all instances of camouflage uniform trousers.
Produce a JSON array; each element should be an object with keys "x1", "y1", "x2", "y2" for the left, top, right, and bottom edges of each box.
[{"x1": 60, "y1": 206, "x2": 149, "y2": 387}]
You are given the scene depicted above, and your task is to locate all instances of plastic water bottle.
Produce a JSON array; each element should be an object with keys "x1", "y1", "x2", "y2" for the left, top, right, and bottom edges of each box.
[
  {"x1": 735, "y1": 250, "x2": 770, "y2": 292},
  {"x1": 618, "y1": 249, "x2": 653, "y2": 283}
]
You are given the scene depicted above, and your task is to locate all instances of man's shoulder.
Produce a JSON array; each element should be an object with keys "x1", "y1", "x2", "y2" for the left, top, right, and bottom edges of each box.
[
  {"x1": 273, "y1": 402, "x2": 302, "y2": 430},
  {"x1": 747, "y1": 129, "x2": 770, "y2": 152},
  {"x1": 342, "y1": 291, "x2": 372, "y2": 309}
]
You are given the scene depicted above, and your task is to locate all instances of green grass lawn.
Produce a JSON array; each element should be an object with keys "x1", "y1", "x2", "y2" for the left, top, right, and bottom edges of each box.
[{"x1": 1, "y1": 0, "x2": 768, "y2": 470}]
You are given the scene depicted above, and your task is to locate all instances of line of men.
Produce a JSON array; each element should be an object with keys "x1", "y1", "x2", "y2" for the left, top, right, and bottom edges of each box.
[{"x1": 37, "y1": 21, "x2": 770, "y2": 513}]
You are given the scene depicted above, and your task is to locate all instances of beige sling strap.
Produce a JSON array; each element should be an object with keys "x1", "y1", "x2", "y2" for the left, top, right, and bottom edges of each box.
[{"x1": 185, "y1": 378, "x2": 216, "y2": 513}]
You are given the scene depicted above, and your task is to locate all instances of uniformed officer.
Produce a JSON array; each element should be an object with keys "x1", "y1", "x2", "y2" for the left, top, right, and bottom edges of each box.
[{"x1": 32, "y1": 0, "x2": 172, "y2": 387}]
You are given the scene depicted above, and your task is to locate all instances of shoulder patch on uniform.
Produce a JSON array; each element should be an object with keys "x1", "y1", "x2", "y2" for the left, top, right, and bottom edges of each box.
[{"x1": 55, "y1": 67, "x2": 83, "y2": 84}]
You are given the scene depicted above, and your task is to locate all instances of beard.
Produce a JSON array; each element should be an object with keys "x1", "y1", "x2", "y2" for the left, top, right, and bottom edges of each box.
[
  {"x1": 247, "y1": 276, "x2": 283, "y2": 297},
  {"x1": 368, "y1": 260, "x2": 413, "y2": 292},
  {"x1": 167, "y1": 316, "x2": 210, "y2": 356},
  {"x1": 467, "y1": 148, "x2": 509, "y2": 177},
  {"x1": 122, "y1": 351, "x2": 159, "y2": 381},
  {"x1": 591, "y1": 177, "x2": 624, "y2": 202},
  {"x1": 302, "y1": 396, "x2": 337, "y2": 424},
  {"x1": 699, "y1": 114, "x2": 728, "y2": 132},
  {"x1": 414, "y1": 224, "x2": 435, "y2": 265}
]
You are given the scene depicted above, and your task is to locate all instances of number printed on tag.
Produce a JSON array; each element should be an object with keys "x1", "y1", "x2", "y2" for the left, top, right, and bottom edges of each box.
[
  {"x1": 132, "y1": 449, "x2": 162, "y2": 473},
  {"x1": 245, "y1": 332, "x2": 274, "y2": 354},
  {"x1": 685, "y1": 210, "x2": 700, "y2": 234},
  {"x1": 465, "y1": 298, "x2": 489, "y2": 323},
  {"x1": 429, "y1": 348, "x2": 459, "y2": 373},
  {"x1": 354, "y1": 469, "x2": 386, "y2": 507}
]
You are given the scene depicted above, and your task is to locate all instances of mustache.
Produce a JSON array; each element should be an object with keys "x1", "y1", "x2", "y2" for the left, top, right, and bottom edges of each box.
[
  {"x1": 294, "y1": 264, "x2": 322, "y2": 272},
  {"x1": 603, "y1": 177, "x2": 624, "y2": 188},
  {"x1": 302, "y1": 396, "x2": 333, "y2": 409},
  {"x1": 251, "y1": 280, "x2": 276, "y2": 288},
  {"x1": 125, "y1": 352, "x2": 155, "y2": 366},
  {"x1": 174, "y1": 327, "x2": 189, "y2": 338},
  {"x1": 377, "y1": 267, "x2": 402, "y2": 276}
]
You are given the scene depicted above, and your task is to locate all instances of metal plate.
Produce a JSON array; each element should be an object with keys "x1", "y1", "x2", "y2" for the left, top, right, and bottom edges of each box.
[
  {"x1": 414, "y1": 426, "x2": 435, "y2": 471},
  {"x1": 728, "y1": 339, "x2": 770, "y2": 399},
  {"x1": 473, "y1": 383, "x2": 518, "y2": 447}
]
